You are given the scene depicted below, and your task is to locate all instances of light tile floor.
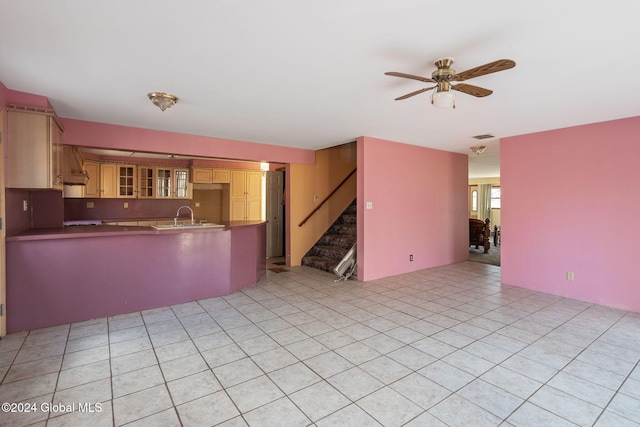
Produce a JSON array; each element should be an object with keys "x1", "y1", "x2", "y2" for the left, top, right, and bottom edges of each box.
[{"x1": 1, "y1": 261, "x2": 639, "y2": 426}]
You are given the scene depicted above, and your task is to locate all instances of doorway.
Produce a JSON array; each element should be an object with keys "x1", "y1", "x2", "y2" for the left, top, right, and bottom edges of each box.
[{"x1": 266, "y1": 170, "x2": 284, "y2": 259}]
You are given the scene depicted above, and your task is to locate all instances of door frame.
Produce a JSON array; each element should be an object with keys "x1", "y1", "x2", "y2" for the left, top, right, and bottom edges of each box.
[{"x1": 265, "y1": 170, "x2": 285, "y2": 258}]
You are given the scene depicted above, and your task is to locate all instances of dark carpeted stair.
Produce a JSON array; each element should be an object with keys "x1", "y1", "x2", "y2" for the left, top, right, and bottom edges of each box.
[{"x1": 302, "y1": 199, "x2": 356, "y2": 275}]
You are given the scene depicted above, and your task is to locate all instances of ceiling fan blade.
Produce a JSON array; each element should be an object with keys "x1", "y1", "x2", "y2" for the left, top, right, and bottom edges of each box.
[
  {"x1": 452, "y1": 83, "x2": 493, "y2": 97},
  {"x1": 395, "y1": 86, "x2": 436, "y2": 100},
  {"x1": 385, "y1": 71, "x2": 435, "y2": 83},
  {"x1": 453, "y1": 59, "x2": 515, "y2": 81}
]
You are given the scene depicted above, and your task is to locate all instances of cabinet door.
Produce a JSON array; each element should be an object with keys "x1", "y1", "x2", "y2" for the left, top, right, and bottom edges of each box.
[
  {"x1": 247, "y1": 199, "x2": 262, "y2": 221},
  {"x1": 192, "y1": 168, "x2": 212, "y2": 184},
  {"x1": 212, "y1": 169, "x2": 230, "y2": 183},
  {"x1": 100, "y1": 164, "x2": 118, "y2": 198},
  {"x1": 174, "y1": 168, "x2": 190, "y2": 198},
  {"x1": 230, "y1": 170, "x2": 247, "y2": 198},
  {"x1": 156, "y1": 167, "x2": 172, "y2": 198},
  {"x1": 50, "y1": 118, "x2": 63, "y2": 190},
  {"x1": 117, "y1": 165, "x2": 136, "y2": 198},
  {"x1": 230, "y1": 198, "x2": 247, "y2": 221},
  {"x1": 7, "y1": 111, "x2": 50, "y2": 189},
  {"x1": 246, "y1": 171, "x2": 263, "y2": 199},
  {"x1": 83, "y1": 161, "x2": 100, "y2": 198},
  {"x1": 138, "y1": 167, "x2": 155, "y2": 198},
  {"x1": 247, "y1": 171, "x2": 263, "y2": 220}
]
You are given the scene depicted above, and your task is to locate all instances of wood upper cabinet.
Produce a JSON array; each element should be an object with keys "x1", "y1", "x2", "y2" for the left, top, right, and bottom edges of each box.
[
  {"x1": 7, "y1": 109, "x2": 63, "y2": 190},
  {"x1": 99, "y1": 163, "x2": 118, "y2": 198},
  {"x1": 156, "y1": 167, "x2": 191, "y2": 199},
  {"x1": 138, "y1": 166, "x2": 154, "y2": 199},
  {"x1": 117, "y1": 164, "x2": 136, "y2": 198},
  {"x1": 229, "y1": 170, "x2": 263, "y2": 220},
  {"x1": 83, "y1": 161, "x2": 100, "y2": 198},
  {"x1": 80, "y1": 161, "x2": 120, "y2": 198},
  {"x1": 191, "y1": 168, "x2": 230, "y2": 184},
  {"x1": 174, "y1": 168, "x2": 190, "y2": 198}
]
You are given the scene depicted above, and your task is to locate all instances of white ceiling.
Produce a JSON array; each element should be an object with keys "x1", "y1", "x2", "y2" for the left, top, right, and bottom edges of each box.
[{"x1": 2, "y1": 1, "x2": 640, "y2": 178}]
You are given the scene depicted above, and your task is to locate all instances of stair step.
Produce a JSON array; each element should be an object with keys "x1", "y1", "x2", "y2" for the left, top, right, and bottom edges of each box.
[
  {"x1": 318, "y1": 234, "x2": 355, "y2": 249},
  {"x1": 302, "y1": 198, "x2": 357, "y2": 275},
  {"x1": 306, "y1": 245, "x2": 348, "y2": 261},
  {"x1": 301, "y1": 256, "x2": 335, "y2": 272},
  {"x1": 340, "y1": 213, "x2": 357, "y2": 225},
  {"x1": 329, "y1": 224, "x2": 356, "y2": 237}
]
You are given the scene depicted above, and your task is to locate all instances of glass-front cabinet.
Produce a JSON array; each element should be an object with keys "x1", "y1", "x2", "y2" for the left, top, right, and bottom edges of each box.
[
  {"x1": 174, "y1": 169, "x2": 189, "y2": 198},
  {"x1": 138, "y1": 167, "x2": 154, "y2": 198},
  {"x1": 155, "y1": 167, "x2": 190, "y2": 199},
  {"x1": 156, "y1": 167, "x2": 172, "y2": 198},
  {"x1": 117, "y1": 165, "x2": 136, "y2": 198}
]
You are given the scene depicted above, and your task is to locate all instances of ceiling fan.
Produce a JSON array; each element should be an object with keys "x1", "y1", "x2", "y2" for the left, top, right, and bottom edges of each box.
[{"x1": 385, "y1": 58, "x2": 516, "y2": 108}]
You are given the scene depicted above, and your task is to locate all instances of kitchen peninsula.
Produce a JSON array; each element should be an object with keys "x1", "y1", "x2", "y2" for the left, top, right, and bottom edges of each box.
[{"x1": 6, "y1": 221, "x2": 266, "y2": 334}]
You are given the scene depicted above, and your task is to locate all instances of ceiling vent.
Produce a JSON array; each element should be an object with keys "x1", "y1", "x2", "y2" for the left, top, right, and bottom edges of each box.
[{"x1": 472, "y1": 134, "x2": 495, "y2": 140}]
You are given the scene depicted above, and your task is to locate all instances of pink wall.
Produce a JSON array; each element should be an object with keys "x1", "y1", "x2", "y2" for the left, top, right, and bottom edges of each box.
[
  {"x1": 64, "y1": 198, "x2": 187, "y2": 222},
  {"x1": 357, "y1": 137, "x2": 469, "y2": 281},
  {"x1": 501, "y1": 116, "x2": 640, "y2": 312},
  {"x1": 5, "y1": 89, "x2": 51, "y2": 109},
  {"x1": 61, "y1": 118, "x2": 315, "y2": 165}
]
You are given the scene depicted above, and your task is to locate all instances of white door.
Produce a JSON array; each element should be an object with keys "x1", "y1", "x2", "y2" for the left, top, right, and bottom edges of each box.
[{"x1": 266, "y1": 171, "x2": 284, "y2": 258}]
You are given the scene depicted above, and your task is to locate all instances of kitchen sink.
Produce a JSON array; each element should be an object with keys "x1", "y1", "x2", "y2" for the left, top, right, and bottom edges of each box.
[{"x1": 151, "y1": 223, "x2": 225, "y2": 230}]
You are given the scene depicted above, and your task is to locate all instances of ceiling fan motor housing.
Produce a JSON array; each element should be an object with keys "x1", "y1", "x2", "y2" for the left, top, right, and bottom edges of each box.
[{"x1": 432, "y1": 58, "x2": 455, "y2": 81}]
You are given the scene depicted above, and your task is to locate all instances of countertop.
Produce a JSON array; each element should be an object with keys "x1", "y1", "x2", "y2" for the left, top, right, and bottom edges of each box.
[{"x1": 7, "y1": 220, "x2": 266, "y2": 241}]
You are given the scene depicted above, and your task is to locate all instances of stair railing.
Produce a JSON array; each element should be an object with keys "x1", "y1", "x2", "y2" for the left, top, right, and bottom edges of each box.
[{"x1": 298, "y1": 168, "x2": 356, "y2": 227}]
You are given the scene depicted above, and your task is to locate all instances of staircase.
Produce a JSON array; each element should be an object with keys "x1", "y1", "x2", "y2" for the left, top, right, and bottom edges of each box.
[{"x1": 302, "y1": 199, "x2": 357, "y2": 274}]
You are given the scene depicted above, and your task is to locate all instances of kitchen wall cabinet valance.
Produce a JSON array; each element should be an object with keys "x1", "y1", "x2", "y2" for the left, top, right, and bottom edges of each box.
[{"x1": 6, "y1": 108, "x2": 63, "y2": 190}]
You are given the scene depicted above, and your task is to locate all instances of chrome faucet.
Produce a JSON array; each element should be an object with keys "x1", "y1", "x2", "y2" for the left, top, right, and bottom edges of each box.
[{"x1": 176, "y1": 205, "x2": 195, "y2": 225}]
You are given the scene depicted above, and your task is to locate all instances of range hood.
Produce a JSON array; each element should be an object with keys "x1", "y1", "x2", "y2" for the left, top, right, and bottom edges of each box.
[
  {"x1": 64, "y1": 171, "x2": 89, "y2": 185},
  {"x1": 63, "y1": 146, "x2": 89, "y2": 185}
]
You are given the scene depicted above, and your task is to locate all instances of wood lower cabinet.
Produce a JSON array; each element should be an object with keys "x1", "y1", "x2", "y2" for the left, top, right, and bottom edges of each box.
[{"x1": 7, "y1": 109, "x2": 63, "y2": 190}]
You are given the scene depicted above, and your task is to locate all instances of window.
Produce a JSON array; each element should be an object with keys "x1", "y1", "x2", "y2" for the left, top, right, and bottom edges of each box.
[
  {"x1": 491, "y1": 187, "x2": 501, "y2": 209},
  {"x1": 471, "y1": 190, "x2": 478, "y2": 211}
]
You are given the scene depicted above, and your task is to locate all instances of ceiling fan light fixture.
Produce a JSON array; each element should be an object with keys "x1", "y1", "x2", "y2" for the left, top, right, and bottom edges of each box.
[
  {"x1": 147, "y1": 92, "x2": 178, "y2": 111},
  {"x1": 431, "y1": 90, "x2": 455, "y2": 109},
  {"x1": 470, "y1": 145, "x2": 488, "y2": 155}
]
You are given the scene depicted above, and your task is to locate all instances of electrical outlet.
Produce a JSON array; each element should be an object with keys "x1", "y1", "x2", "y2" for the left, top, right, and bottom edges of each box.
[
  {"x1": 124, "y1": 202, "x2": 129, "y2": 208},
  {"x1": 409, "y1": 254, "x2": 413, "y2": 261},
  {"x1": 86, "y1": 202, "x2": 95, "y2": 209},
  {"x1": 314, "y1": 195, "x2": 319, "y2": 202},
  {"x1": 366, "y1": 201, "x2": 373, "y2": 210},
  {"x1": 23, "y1": 200, "x2": 28, "y2": 211},
  {"x1": 566, "y1": 271, "x2": 575, "y2": 281}
]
